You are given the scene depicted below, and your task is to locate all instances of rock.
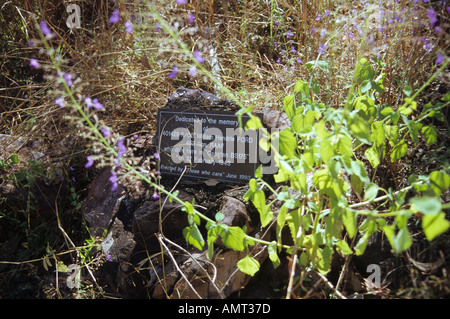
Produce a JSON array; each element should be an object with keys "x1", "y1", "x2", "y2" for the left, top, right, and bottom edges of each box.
[
  {"x1": 131, "y1": 190, "x2": 193, "y2": 250},
  {"x1": 262, "y1": 107, "x2": 291, "y2": 130},
  {"x1": 82, "y1": 167, "x2": 125, "y2": 236},
  {"x1": 219, "y1": 196, "x2": 250, "y2": 228}
]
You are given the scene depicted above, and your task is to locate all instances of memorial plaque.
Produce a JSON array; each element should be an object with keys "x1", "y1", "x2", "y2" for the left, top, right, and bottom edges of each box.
[{"x1": 156, "y1": 108, "x2": 265, "y2": 183}]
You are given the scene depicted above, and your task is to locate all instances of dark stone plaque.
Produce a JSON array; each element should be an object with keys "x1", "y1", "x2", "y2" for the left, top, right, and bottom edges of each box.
[{"x1": 156, "y1": 108, "x2": 264, "y2": 183}]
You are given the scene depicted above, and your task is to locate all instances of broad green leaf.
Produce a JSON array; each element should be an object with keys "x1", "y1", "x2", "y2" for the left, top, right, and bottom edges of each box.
[
  {"x1": 422, "y1": 125, "x2": 437, "y2": 145},
  {"x1": 277, "y1": 130, "x2": 298, "y2": 158},
  {"x1": 219, "y1": 226, "x2": 247, "y2": 251},
  {"x1": 422, "y1": 212, "x2": 450, "y2": 241},
  {"x1": 354, "y1": 232, "x2": 370, "y2": 256},
  {"x1": 336, "y1": 240, "x2": 353, "y2": 255},
  {"x1": 390, "y1": 139, "x2": 407, "y2": 162},
  {"x1": 245, "y1": 116, "x2": 263, "y2": 130},
  {"x1": 364, "y1": 182, "x2": 379, "y2": 202},
  {"x1": 320, "y1": 139, "x2": 334, "y2": 163},
  {"x1": 370, "y1": 121, "x2": 385, "y2": 146},
  {"x1": 393, "y1": 227, "x2": 412, "y2": 254},
  {"x1": 285, "y1": 208, "x2": 301, "y2": 244},
  {"x1": 276, "y1": 205, "x2": 288, "y2": 244},
  {"x1": 429, "y1": 171, "x2": 450, "y2": 196},
  {"x1": 237, "y1": 255, "x2": 260, "y2": 276},
  {"x1": 354, "y1": 95, "x2": 376, "y2": 122},
  {"x1": 207, "y1": 227, "x2": 218, "y2": 259},
  {"x1": 410, "y1": 196, "x2": 442, "y2": 215},
  {"x1": 293, "y1": 79, "x2": 309, "y2": 99},
  {"x1": 336, "y1": 134, "x2": 353, "y2": 157},
  {"x1": 384, "y1": 125, "x2": 399, "y2": 145},
  {"x1": 268, "y1": 241, "x2": 280, "y2": 268},
  {"x1": 283, "y1": 95, "x2": 295, "y2": 120},
  {"x1": 360, "y1": 79, "x2": 372, "y2": 93},
  {"x1": 403, "y1": 85, "x2": 413, "y2": 97},
  {"x1": 249, "y1": 178, "x2": 257, "y2": 192},
  {"x1": 351, "y1": 159, "x2": 370, "y2": 183},
  {"x1": 348, "y1": 111, "x2": 371, "y2": 144},
  {"x1": 317, "y1": 246, "x2": 333, "y2": 274},
  {"x1": 407, "y1": 120, "x2": 422, "y2": 144},
  {"x1": 253, "y1": 189, "x2": 273, "y2": 227},
  {"x1": 354, "y1": 58, "x2": 374, "y2": 84},
  {"x1": 183, "y1": 224, "x2": 205, "y2": 250},
  {"x1": 365, "y1": 145, "x2": 380, "y2": 168},
  {"x1": 380, "y1": 106, "x2": 394, "y2": 117}
]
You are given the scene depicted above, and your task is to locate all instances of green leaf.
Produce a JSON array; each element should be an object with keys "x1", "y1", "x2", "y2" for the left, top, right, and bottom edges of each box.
[
  {"x1": 336, "y1": 240, "x2": 353, "y2": 255},
  {"x1": 422, "y1": 125, "x2": 437, "y2": 145},
  {"x1": 320, "y1": 139, "x2": 334, "y2": 163},
  {"x1": 183, "y1": 224, "x2": 205, "y2": 250},
  {"x1": 365, "y1": 145, "x2": 380, "y2": 168},
  {"x1": 429, "y1": 171, "x2": 450, "y2": 196},
  {"x1": 342, "y1": 209, "x2": 356, "y2": 238},
  {"x1": 336, "y1": 134, "x2": 353, "y2": 157},
  {"x1": 293, "y1": 79, "x2": 309, "y2": 99},
  {"x1": 422, "y1": 212, "x2": 450, "y2": 241},
  {"x1": 410, "y1": 196, "x2": 442, "y2": 215},
  {"x1": 245, "y1": 116, "x2": 263, "y2": 130},
  {"x1": 403, "y1": 85, "x2": 413, "y2": 97},
  {"x1": 348, "y1": 111, "x2": 371, "y2": 144},
  {"x1": 268, "y1": 241, "x2": 280, "y2": 268},
  {"x1": 407, "y1": 120, "x2": 422, "y2": 144},
  {"x1": 354, "y1": 58, "x2": 374, "y2": 84},
  {"x1": 351, "y1": 159, "x2": 370, "y2": 183},
  {"x1": 207, "y1": 227, "x2": 218, "y2": 259},
  {"x1": 384, "y1": 125, "x2": 399, "y2": 145},
  {"x1": 360, "y1": 79, "x2": 372, "y2": 93},
  {"x1": 370, "y1": 121, "x2": 385, "y2": 146},
  {"x1": 277, "y1": 129, "x2": 298, "y2": 158},
  {"x1": 253, "y1": 189, "x2": 273, "y2": 227},
  {"x1": 283, "y1": 95, "x2": 295, "y2": 120},
  {"x1": 393, "y1": 227, "x2": 412, "y2": 254},
  {"x1": 219, "y1": 226, "x2": 248, "y2": 251},
  {"x1": 390, "y1": 139, "x2": 407, "y2": 162},
  {"x1": 237, "y1": 255, "x2": 260, "y2": 276},
  {"x1": 215, "y1": 211, "x2": 225, "y2": 222},
  {"x1": 364, "y1": 182, "x2": 379, "y2": 202}
]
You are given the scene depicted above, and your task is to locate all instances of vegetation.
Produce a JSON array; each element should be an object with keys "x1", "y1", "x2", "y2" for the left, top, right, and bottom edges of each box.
[{"x1": 0, "y1": 0, "x2": 449, "y2": 299}]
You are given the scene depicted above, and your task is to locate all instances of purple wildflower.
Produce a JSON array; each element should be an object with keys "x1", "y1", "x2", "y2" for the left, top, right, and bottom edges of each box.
[
  {"x1": 349, "y1": 31, "x2": 354, "y2": 39},
  {"x1": 435, "y1": 53, "x2": 443, "y2": 65},
  {"x1": 55, "y1": 97, "x2": 64, "y2": 108},
  {"x1": 297, "y1": 57, "x2": 303, "y2": 64},
  {"x1": 30, "y1": 58, "x2": 40, "y2": 68},
  {"x1": 106, "y1": 254, "x2": 113, "y2": 262},
  {"x1": 318, "y1": 43, "x2": 326, "y2": 54},
  {"x1": 93, "y1": 98, "x2": 104, "y2": 110},
  {"x1": 124, "y1": 20, "x2": 133, "y2": 33},
  {"x1": 315, "y1": 14, "x2": 321, "y2": 21},
  {"x1": 155, "y1": 22, "x2": 161, "y2": 32},
  {"x1": 152, "y1": 193, "x2": 160, "y2": 200},
  {"x1": 168, "y1": 65, "x2": 178, "y2": 79},
  {"x1": 85, "y1": 97, "x2": 93, "y2": 108},
  {"x1": 320, "y1": 28, "x2": 326, "y2": 37},
  {"x1": 274, "y1": 41, "x2": 278, "y2": 46},
  {"x1": 189, "y1": 66, "x2": 196, "y2": 77},
  {"x1": 286, "y1": 29, "x2": 294, "y2": 38},
  {"x1": 109, "y1": 10, "x2": 120, "y2": 23},
  {"x1": 109, "y1": 170, "x2": 118, "y2": 191},
  {"x1": 40, "y1": 21, "x2": 51, "y2": 36},
  {"x1": 276, "y1": 57, "x2": 281, "y2": 63},
  {"x1": 427, "y1": 8, "x2": 438, "y2": 26},
  {"x1": 193, "y1": 50, "x2": 205, "y2": 63},
  {"x1": 311, "y1": 28, "x2": 316, "y2": 34},
  {"x1": 64, "y1": 73, "x2": 72, "y2": 87},
  {"x1": 291, "y1": 46, "x2": 297, "y2": 53},
  {"x1": 188, "y1": 13, "x2": 195, "y2": 24},
  {"x1": 154, "y1": 152, "x2": 160, "y2": 160},
  {"x1": 324, "y1": 9, "x2": 329, "y2": 17},
  {"x1": 102, "y1": 127, "x2": 111, "y2": 138},
  {"x1": 117, "y1": 138, "x2": 127, "y2": 158},
  {"x1": 176, "y1": 0, "x2": 187, "y2": 4},
  {"x1": 85, "y1": 156, "x2": 94, "y2": 168},
  {"x1": 435, "y1": 26, "x2": 441, "y2": 34}
]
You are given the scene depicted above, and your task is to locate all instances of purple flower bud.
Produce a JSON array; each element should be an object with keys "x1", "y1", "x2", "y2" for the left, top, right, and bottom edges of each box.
[
  {"x1": 315, "y1": 14, "x2": 321, "y2": 21},
  {"x1": 176, "y1": 0, "x2": 187, "y2": 4},
  {"x1": 85, "y1": 97, "x2": 93, "y2": 108},
  {"x1": 291, "y1": 46, "x2": 297, "y2": 53},
  {"x1": 286, "y1": 29, "x2": 294, "y2": 38},
  {"x1": 109, "y1": 171, "x2": 118, "y2": 191},
  {"x1": 188, "y1": 13, "x2": 195, "y2": 24},
  {"x1": 85, "y1": 156, "x2": 94, "y2": 168},
  {"x1": 117, "y1": 138, "x2": 127, "y2": 158},
  {"x1": 168, "y1": 65, "x2": 178, "y2": 79},
  {"x1": 154, "y1": 152, "x2": 160, "y2": 160},
  {"x1": 124, "y1": 20, "x2": 133, "y2": 33},
  {"x1": 30, "y1": 58, "x2": 40, "y2": 68},
  {"x1": 427, "y1": 8, "x2": 438, "y2": 26},
  {"x1": 318, "y1": 43, "x2": 326, "y2": 54},
  {"x1": 155, "y1": 22, "x2": 161, "y2": 32},
  {"x1": 324, "y1": 9, "x2": 329, "y2": 17},
  {"x1": 40, "y1": 21, "x2": 51, "y2": 36},
  {"x1": 93, "y1": 98, "x2": 104, "y2": 110},
  {"x1": 109, "y1": 10, "x2": 120, "y2": 23},
  {"x1": 55, "y1": 97, "x2": 64, "y2": 108},
  {"x1": 189, "y1": 66, "x2": 197, "y2": 77},
  {"x1": 64, "y1": 73, "x2": 72, "y2": 87},
  {"x1": 152, "y1": 193, "x2": 160, "y2": 200},
  {"x1": 193, "y1": 50, "x2": 205, "y2": 63},
  {"x1": 102, "y1": 127, "x2": 111, "y2": 138},
  {"x1": 320, "y1": 28, "x2": 326, "y2": 37},
  {"x1": 435, "y1": 53, "x2": 443, "y2": 65}
]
